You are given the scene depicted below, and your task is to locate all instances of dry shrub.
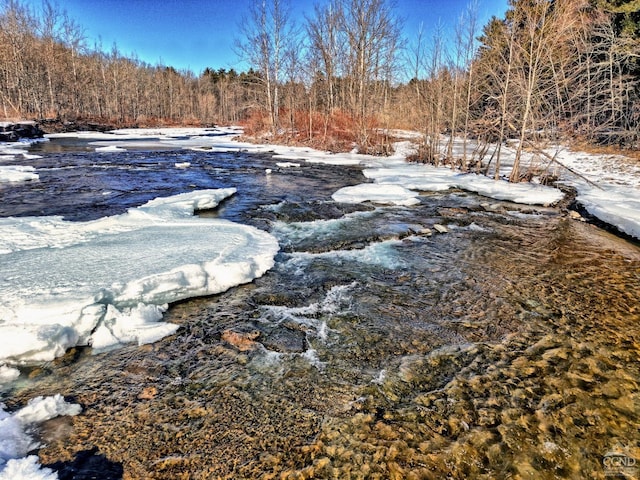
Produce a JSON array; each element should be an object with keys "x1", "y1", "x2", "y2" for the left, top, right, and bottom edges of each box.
[
  {"x1": 240, "y1": 109, "x2": 358, "y2": 152},
  {"x1": 239, "y1": 108, "x2": 405, "y2": 156},
  {"x1": 569, "y1": 137, "x2": 640, "y2": 161},
  {"x1": 0, "y1": 105, "x2": 22, "y2": 121},
  {"x1": 312, "y1": 110, "x2": 359, "y2": 152},
  {"x1": 135, "y1": 115, "x2": 206, "y2": 128},
  {"x1": 241, "y1": 110, "x2": 270, "y2": 137},
  {"x1": 356, "y1": 115, "x2": 395, "y2": 155},
  {"x1": 291, "y1": 109, "x2": 357, "y2": 148},
  {"x1": 406, "y1": 144, "x2": 436, "y2": 164}
]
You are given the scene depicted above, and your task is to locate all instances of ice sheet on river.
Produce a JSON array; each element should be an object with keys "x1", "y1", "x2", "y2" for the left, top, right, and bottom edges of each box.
[
  {"x1": 353, "y1": 160, "x2": 565, "y2": 206},
  {"x1": 0, "y1": 189, "x2": 279, "y2": 366},
  {"x1": 331, "y1": 183, "x2": 420, "y2": 206},
  {"x1": 0, "y1": 166, "x2": 38, "y2": 183}
]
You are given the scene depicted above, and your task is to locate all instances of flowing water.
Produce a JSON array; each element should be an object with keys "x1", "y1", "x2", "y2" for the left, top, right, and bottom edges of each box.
[{"x1": 2, "y1": 143, "x2": 639, "y2": 479}]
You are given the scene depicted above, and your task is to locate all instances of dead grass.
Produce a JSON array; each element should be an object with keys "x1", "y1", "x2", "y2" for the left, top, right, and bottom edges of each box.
[
  {"x1": 568, "y1": 137, "x2": 640, "y2": 162},
  {"x1": 239, "y1": 109, "x2": 403, "y2": 155}
]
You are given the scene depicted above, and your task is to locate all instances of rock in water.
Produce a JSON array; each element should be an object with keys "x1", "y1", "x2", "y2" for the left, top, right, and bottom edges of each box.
[
  {"x1": 568, "y1": 210, "x2": 585, "y2": 222},
  {"x1": 0, "y1": 121, "x2": 45, "y2": 141},
  {"x1": 221, "y1": 330, "x2": 261, "y2": 351}
]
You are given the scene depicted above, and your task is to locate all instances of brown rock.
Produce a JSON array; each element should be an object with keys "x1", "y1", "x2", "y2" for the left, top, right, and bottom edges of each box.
[
  {"x1": 138, "y1": 386, "x2": 158, "y2": 400},
  {"x1": 221, "y1": 330, "x2": 261, "y2": 351}
]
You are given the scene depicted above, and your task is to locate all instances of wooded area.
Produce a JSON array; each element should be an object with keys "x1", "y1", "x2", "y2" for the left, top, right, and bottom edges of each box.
[{"x1": 1, "y1": 0, "x2": 639, "y2": 179}]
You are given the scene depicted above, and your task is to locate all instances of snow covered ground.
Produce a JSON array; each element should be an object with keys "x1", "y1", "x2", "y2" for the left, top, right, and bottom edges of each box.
[
  {"x1": 549, "y1": 147, "x2": 640, "y2": 239},
  {"x1": 0, "y1": 126, "x2": 638, "y2": 479}
]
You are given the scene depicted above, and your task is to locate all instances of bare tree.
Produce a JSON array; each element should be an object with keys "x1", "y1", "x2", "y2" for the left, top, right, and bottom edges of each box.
[
  {"x1": 455, "y1": 2, "x2": 479, "y2": 169},
  {"x1": 306, "y1": 1, "x2": 343, "y2": 114},
  {"x1": 338, "y1": 0, "x2": 401, "y2": 148},
  {"x1": 424, "y1": 22, "x2": 447, "y2": 165},
  {"x1": 570, "y1": 8, "x2": 639, "y2": 145},
  {"x1": 236, "y1": 0, "x2": 296, "y2": 134},
  {"x1": 0, "y1": 0, "x2": 34, "y2": 116},
  {"x1": 476, "y1": 0, "x2": 596, "y2": 181}
]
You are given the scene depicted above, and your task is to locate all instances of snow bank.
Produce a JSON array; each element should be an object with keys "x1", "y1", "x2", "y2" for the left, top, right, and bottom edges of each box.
[
  {"x1": 576, "y1": 185, "x2": 640, "y2": 239},
  {"x1": 457, "y1": 139, "x2": 640, "y2": 239},
  {"x1": 358, "y1": 162, "x2": 564, "y2": 206},
  {"x1": 544, "y1": 148, "x2": 640, "y2": 239},
  {"x1": 0, "y1": 394, "x2": 81, "y2": 480},
  {"x1": 0, "y1": 189, "x2": 279, "y2": 366},
  {"x1": 455, "y1": 173, "x2": 564, "y2": 205}
]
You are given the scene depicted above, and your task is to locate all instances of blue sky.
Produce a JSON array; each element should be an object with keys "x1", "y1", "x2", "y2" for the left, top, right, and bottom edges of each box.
[{"x1": 28, "y1": 0, "x2": 509, "y2": 74}]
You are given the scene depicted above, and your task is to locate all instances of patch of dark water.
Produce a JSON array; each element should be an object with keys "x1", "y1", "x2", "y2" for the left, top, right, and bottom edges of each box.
[
  {"x1": 0, "y1": 149, "x2": 366, "y2": 223},
  {"x1": 43, "y1": 447, "x2": 124, "y2": 480},
  {"x1": 3, "y1": 147, "x2": 639, "y2": 479}
]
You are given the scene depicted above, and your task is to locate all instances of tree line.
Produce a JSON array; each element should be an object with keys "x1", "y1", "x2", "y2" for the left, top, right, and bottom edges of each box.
[
  {"x1": 0, "y1": 0, "x2": 266, "y2": 125},
  {"x1": 1, "y1": 0, "x2": 638, "y2": 179}
]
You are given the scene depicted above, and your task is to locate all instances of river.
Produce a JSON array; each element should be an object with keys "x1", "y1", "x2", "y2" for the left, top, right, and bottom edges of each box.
[{"x1": 2, "y1": 139, "x2": 639, "y2": 479}]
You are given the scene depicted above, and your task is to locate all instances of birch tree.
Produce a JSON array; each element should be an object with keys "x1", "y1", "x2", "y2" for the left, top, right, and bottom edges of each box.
[{"x1": 306, "y1": 1, "x2": 342, "y2": 114}]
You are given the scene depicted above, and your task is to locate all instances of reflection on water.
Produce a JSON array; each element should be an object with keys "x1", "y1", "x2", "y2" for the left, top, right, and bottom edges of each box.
[{"x1": 3, "y1": 149, "x2": 639, "y2": 479}]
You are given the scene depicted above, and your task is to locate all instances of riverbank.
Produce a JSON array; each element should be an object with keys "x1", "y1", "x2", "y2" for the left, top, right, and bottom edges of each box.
[
  {"x1": 0, "y1": 121, "x2": 44, "y2": 141},
  {"x1": 3, "y1": 125, "x2": 639, "y2": 242}
]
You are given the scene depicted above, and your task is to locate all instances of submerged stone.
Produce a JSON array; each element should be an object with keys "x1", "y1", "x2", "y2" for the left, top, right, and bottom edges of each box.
[{"x1": 261, "y1": 327, "x2": 307, "y2": 353}]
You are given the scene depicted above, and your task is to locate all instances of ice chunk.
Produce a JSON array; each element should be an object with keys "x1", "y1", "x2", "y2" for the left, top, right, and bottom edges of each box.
[
  {"x1": 0, "y1": 456, "x2": 58, "y2": 480},
  {"x1": 0, "y1": 395, "x2": 81, "y2": 479},
  {"x1": 332, "y1": 183, "x2": 420, "y2": 206},
  {"x1": 0, "y1": 166, "x2": 38, "y2": 183}
]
